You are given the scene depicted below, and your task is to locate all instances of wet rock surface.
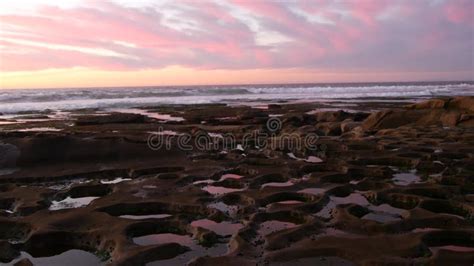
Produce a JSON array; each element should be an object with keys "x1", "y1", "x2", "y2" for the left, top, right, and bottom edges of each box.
[{"x1": 0, "y1": 97, "x2": 473, "y2": 265}]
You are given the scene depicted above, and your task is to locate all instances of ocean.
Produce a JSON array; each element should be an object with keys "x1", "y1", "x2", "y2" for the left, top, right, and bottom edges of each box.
[{"x1": 0, "y1": 82, "x2": 472, "y2": 114}]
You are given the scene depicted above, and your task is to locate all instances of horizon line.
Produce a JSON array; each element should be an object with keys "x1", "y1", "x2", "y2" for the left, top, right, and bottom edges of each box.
[{"x1": 2, "y1": 79, "x2": 473, "y2": 91}]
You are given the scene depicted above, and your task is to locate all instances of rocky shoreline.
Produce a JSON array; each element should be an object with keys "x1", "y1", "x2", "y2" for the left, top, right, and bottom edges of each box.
[{"x1": 0, "y1": 96, "x2": 473, "y2": 265}]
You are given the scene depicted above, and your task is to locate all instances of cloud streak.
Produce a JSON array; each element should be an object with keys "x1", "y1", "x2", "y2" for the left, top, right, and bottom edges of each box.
[{"x1": 0, "y1": 0, "x2": 472, "y2": 76}]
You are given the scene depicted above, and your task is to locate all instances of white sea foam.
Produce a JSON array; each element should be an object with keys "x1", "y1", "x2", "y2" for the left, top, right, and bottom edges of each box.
[{"x1": 0, "y1": 82, "x2": 472, "y2": 114}]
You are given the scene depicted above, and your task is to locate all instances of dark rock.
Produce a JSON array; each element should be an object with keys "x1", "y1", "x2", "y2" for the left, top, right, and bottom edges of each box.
[
  {"x1": 448, "y1": 96, "x2": 474, "y2": 112},
  {"x1": 193, "y1": 227, "x2": 220, "y2": 246},
  {"x1": 12, "y1": 115, "x2": 50, "y2": 120},
  {"x1": 0, "y1": 143, "x2": 20, "y2": 168},
  {"x1": 65, "y1": 184, "x2": 111, "y2": 198},
  {"x1": 237, "y1": 109, "x2": 268, "y2": 120},
  {"x1": 315, "y1": 122, "x2": 342, "y2": 136},
  {"x1": 0, "y1": 241, "x2": 19, "y2": 263},
  {"x1": 353, "y1": 112, "x2": 370, "y2": 121},
  {"x1": 407, "y1": 99, "x2": 447, "y2": 109},
  {"x1": 268, "y1": 104, "x2": 282, "y2": 110},
  {"x1": 75, "y1": 112, "x2": 146, "y2": 125}
]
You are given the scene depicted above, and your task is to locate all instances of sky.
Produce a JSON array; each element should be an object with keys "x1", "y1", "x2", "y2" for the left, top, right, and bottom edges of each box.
[{"x1": 0, "y1": 0, "x2": 473, "y2": 89}]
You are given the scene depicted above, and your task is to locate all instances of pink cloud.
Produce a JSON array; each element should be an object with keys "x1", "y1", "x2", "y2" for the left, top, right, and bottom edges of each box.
[
  {"x1": 0, "y1": 0, "x2": 472, "y2": 76},
  {"x1": 346, "y1": 0, "x2": 391, "y2": 26},
  {"x1": 444, "y1": 0, "x2": 473, "y2": 24}
]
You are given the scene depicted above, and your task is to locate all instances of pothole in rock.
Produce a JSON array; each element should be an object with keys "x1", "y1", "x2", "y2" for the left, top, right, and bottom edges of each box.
[
  {"x1": 147, "y1": 130, "x2": 183, "y2": 136},
  {"x1": 258, "y1": 220, "x2": 298, "y2": 236},
  {"x1": 261, "y1": 181, "x2": 294, "y2": 189},
  {"x1": 191, "y1": 219, "x2": 243, "y2": 237},
  {"x1": 391, "y1": 169, "x2": 422, "y2": 186},
  {"x1": 120, "y1": 214, "x2": 172, "y2": 220},
  {"x1": 49, "y1": 196, "x2": 99, "y2": 211},
  {"x1": 287, "y1": 153, "x2": 323, "y2": 163},
  {"x1": 298, "y1": 188, "x2": 326, "y2": 196},
  {"x1": 267, "y1": 200, "x2": 305, "y2": 206},
  {"x1": 207, "y1": 202, "x2": 239, "y2": 218},
  {"x1": 193, "y1": 179, "x2": 214, "y2": 185},
  {"x1": 316, "y1": 193, "x2": 368, "y2": 219},
  {"x1": 265, "y1": 200, "x2": 305, "y2": 212},
  {"x1": 360, "y1": 212, "x2": 402, "y2": 223},
  {"x1": 46, "y1": 179, "x2": 92, "y2": 191},
  {"x1": 7, "y1": 250, "x2": 105, "y2": 266},
  {"x1": 144, "y1": 236, "x2": 228, "y2": 266},
  {"x1": 360, "y1": 202, "x2": 408, "y2": 223},
  {"x1": 269, "y1": 256, "x2": 355, "y2": 266},
  {"x1": 316, "y1": 193, "x2": 408, "y2": 222},
  {"x1": 219, "y1": 174, "x2": 244, "y2": 181},
  {"x1": 14, "y1": 127, "x2": 62, "y2": 132},
  {"x1": 193, "y1": 173, "x2": 244, "y2": 185},
  {"x1": 193, "y1": 173, "x2": 246, "y2": 196},
  {"x1": 202, "y1": 186, "x2": 244, "y2": 196},
  {"x1": 134, "y1": 233, "x2": 193, "y2": 246},
  {"x1": 261, "y1": 193, "x2": 309, "y2": 212},
  {"x1": 100, "y1": 177, "x2": 131, "y2": 184}
]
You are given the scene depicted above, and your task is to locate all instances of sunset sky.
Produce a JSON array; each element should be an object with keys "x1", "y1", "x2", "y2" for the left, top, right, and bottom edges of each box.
[{"x1": 0, "y1": 0, "x2": 473, "y2": 89}]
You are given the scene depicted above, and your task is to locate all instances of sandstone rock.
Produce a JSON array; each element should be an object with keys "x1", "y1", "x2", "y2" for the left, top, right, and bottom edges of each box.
[
  {"x1": 362, "y1": 97, "x2": 474, "y2": 131},
  {"x1": 407, "y1": 99, "x2": 447, "y2": 109},
  {"x1": 406, "y1": 96, "x2": 474, "y2": 112},
  {"x1": 458, "y1": 114, "x2": 474, "y2": 127},
  {"x1": 340, "y1": 126, "x2": 365, "y2": 139},
  {"x1": 440, "y1": 112, "x2": 461, "y2": 127},
  {"x1": 362, "y1": 109, "x2": 453, "y2": 131},
  {"x1": 448, "y1": 96, "x2": 474, "y2": 112},
  {"x1": 340, "y1": 119, "x2": 361, "y2": 133},
  {"x1": 362, "y1": 110, "x2": 392, "y2": 131},
  {"x1": 315, "y1": 122, "x2": 341, "y2": 136}
]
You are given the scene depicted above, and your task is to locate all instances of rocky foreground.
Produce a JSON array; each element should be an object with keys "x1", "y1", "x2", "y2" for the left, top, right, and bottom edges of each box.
[{"x1": 0, "y1": 96, "x2": 473, "y2": 265}]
